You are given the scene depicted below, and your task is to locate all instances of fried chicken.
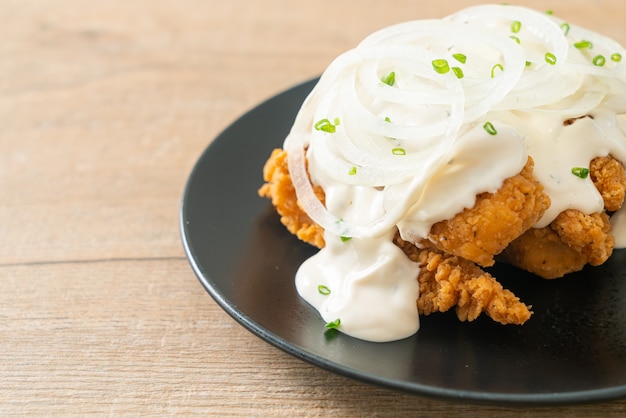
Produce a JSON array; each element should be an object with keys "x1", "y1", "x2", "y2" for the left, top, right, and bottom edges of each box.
[
  {"x1": 590, "y1": 155, "x2": 626, "y2": 212},
  {"x1": 259, "y1": 146, "x2": 623, "y2": 321},
  {"x1": 419, "y1": 158, "x2": 550, "y2": 267},
  {"x1": 258, "y1": 148, "x2": 325, "y2": 249},
  {"x1": 259, "y1": 147, "x2": 533, "y2": 324},
  {"x1": 260, "y1": 149, "x2": 551, "y2": 264},
  {"x1": 499, "y1": 155, "x2": 625, "y2": 279},
  {"x1": 499, "y1": 210, "x2": 615, "y2": 279},
  {"x1": 395, "y1": 235, "x2": 532, "y2": 324}
]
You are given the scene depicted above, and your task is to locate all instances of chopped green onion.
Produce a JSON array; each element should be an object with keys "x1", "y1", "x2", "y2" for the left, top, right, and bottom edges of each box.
[
  {"x1": 510, "y1": 35, "x2": 520, "y2": 44},
  {"x1": 593, "y1": 55, "x2": 606, "y2": 66},
  {"x1": 483, "y1": 121, "x2": 497, "y2": 136},
  {"x1": 545, "y1": 52, "x2": 557, "y2": 65},
  {"x1": 611, "y1": 53, "x2": 622, "y2": 62},
  {"x1": 391, "y1": 147, "x2": 406, "y2": 155},
  {"x1": 314, "y1": 118, "x2": 338, "y2": 133},
  {"x1": 545, "y1": 10, "x2": 553, "y2": 15},
  {"x1": 432, "y1": 59, "x2": 450, "y2": 74},
  {"x1": 560, "y1": 22, "x2": 570, "y2": 36},
  {"x1": 384, "y1": 116, "x2": 391, "y2": 123},
  {"x1": 574, "y1": 40, "x2": 593, "y2": 49},
  {"x1": 491, "y1": 63, "x2": 504, "y2": 78},
  {"x1": 381, "y1": 71, "x2": 396, "y2": 86},
  {"x1": 325, "y1": 318, "x2": 341, "y2": 329},
  {"x1": 347, "y1": 166, "x2": 357, "y2": 176},
  {"x1": 451, "y1": 66, "x2": 464, "y2": 79},
  {"x1": 525, "y1": 61, "x2": 533, "y2": 67},
  {"x1": 511, "y1": 20, "x2": 522, "y2": 33},
  {"x1": 571, "y1": 167, "x2": 590, "y2": 179},
  {"x1": 452, "y1": 53, "x2": 467, "y2": 64},
  {"x1": 317, "y1": 285, "x2": 331, "y2": 295},
  {"x1": 340, "y1": 236, "x2": 352, "y2": 242},
  {"x1": 334, "y1": 117, "x2": 341, "y2": 126}
]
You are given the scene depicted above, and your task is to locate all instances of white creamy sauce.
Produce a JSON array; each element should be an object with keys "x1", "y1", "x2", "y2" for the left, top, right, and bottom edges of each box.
[
  {"x1": 396, "y1": 123, "x2": 527, "y2": 242},
  {"x1": 520, "y1": 111, "x2": 626, "y2": 227},
  {"x1": 295, "y1": 169, "x2": 422, "y2": 342},
  {"x1": 295, "y1": 230, "x2": 420, "y2": 342},
  {"x1": 283, "y1": 5, "x2": 626, "y2": 342}
]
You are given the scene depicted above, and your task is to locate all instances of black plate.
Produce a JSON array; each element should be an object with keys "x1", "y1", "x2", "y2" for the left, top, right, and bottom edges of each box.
[{"x1": 180, "y1": 78, "x2": 626, "y2": 406}]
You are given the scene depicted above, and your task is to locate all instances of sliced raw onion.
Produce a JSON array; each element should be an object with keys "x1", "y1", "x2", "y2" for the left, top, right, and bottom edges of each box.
[{"x1": 283, "y1": 4, "x2": 626, "y2": 239}]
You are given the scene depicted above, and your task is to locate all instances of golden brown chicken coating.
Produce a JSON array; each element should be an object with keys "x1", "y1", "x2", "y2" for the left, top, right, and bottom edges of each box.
[
  {"x1": 500, "y1": 210, "x2": 615, "y2": 279},
  {"x1": 590, "y1": 155, "x2": 626, "y2": 212},
  {"x1": 259, "y1": 148, "x2": 325, "y2": 249},
  {"x1": 259, "y1": 147, "x2": 534, "y2": 325},
  {"x1": 498, "y1": 155, "x2": 625, "y2": 279},
  {"x1": 551, "y1": 210, "x2": 614, "y2": 265},
  {"x1": 419, "y1": 158, "x2": 551, "y2": 267},
  {"x1": 395, "y1": 236, "x2": 532, "y2": 324},
  {"x1": 259, "y1": 149, "x2": 551, "y2": 265},
  {"x1": 497, "y1": 226, "x2": 586, "y2": 279}
]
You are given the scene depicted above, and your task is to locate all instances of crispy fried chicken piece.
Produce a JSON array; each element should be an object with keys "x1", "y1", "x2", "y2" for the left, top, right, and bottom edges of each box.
[
  {"x1": 551, "y1": 210, "x2": 615, "y2": 265},
  {"x1": 590, "y1": 155, "x2": 626, "y2": 212},
  {"x1": 419, "y1": 158, "x2": 551, "y2": 267},
  {"x1": 498, "y1": 155, "x2": 624, "y2": 279},
  {"x1": 498, "y1": 225, "x2": 587, "y2": 279},
  {"x1": 395, "y1": 235, "x2": 532, "y2": 324},
  {"x1": 259, "y1": 148, "x2": 533, "y2": 325},
  {"x1": 259, "y1": 148, "x2": 325, "y2": 248},
  {"x1": 499, "y1": 210, "x2": 615, "y2": 279}
]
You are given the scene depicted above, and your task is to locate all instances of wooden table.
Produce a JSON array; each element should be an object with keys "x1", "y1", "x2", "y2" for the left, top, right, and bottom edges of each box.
[{"x1": 2, "y1": 0, "x2": 625, "y2": 415}]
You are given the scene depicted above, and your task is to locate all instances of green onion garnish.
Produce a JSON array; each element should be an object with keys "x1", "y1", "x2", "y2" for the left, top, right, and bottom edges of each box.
[
  {"x1": 545, "y1": 52, "x2": 557, "y2": 65},
  {"x1": 381, "y1": 71, "x2": 396, "y2": 86},
  {"x1": 452, "y1": 53, "x2": 467, "y2": 64},
  {"x1": 574, "y1": 40, "x2": 593, "y2": 49},
  {"x1": 451, "y1": 67, "x2": 464, "y2": 79},
  {"x1": 384, "y1": 116, "x2": 391, "y2": 123},
  {"x1": 491, "y1": 63, "x2": 504, "y2": 78},
  {"x1": 525, "y1": 61, "x2": 533, "y2": 67},
  {"x1": 325, "y1": 318, "x2": 341, "y2": 329},
  {"x1": 545, "y1": 10, "x2": 553, "y2": 15},
  {"x1": 593, "y1": 55, "x2": 606, "y2": 66},
  {"x1": 317, "y1": 285, "x2": 331, "y2": 295},
  {"x1": 348, "y1": 166, "x2": 357, "y2": 176},
  {"x1": 340, "y1": 236, "x2": 352, "y2": 242},
  {"x1": 511, "y1": 20, "x2": 522, "y2": 33},
  {"x1": 392, "y1": 147, "x2": 406, "y2": 155},
  {"x1": 483, "y1": 121, "x2": 497, "y2": 136},
  {"x1": 611, "y1": 53, "x2": 622, "y2": 62},
  {"x1": 432, "y1": 59, "x2": 450, "y2": 74},
  {"x1": 560, "y1": 22, "x2": 570, "y2": 36},
  {"x1": 571, "y1": 167, "x2": 590, "y2": 179},
  {"x1": 314, "y1": 118, "x2": 338, "y2": 133},
  {"x1": 510, "y1": 35, "x2": 520, "y2": 44}
]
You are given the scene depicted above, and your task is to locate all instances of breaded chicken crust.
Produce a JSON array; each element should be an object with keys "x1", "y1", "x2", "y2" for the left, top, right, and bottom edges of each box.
[
  {"x1": 420, "y1": 158, "x2": 551, "y2": 267},
  {"x1": 590, "y1": 155, "x2": 626, "y2": 212},
  {"x1": 500, "y1": 210, "x2": 615, "y2": 279},
  {"x1": 259, "y1": 148, "x2": 533, "y2": 324},
  {"x1": 259, "y1": 148, "x2": 325, "y2": 249},
  {"x1": 499, "y1": 155, "x2": 625, "y2": 279},
  {"x1": 395, "y1": 236, "x2": 532, "y2": 324}
]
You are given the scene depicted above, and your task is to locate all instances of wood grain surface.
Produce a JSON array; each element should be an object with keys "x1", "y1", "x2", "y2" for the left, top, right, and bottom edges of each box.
[{"x1": 1, "y1": 0, "x2": 625, "y2": 416}]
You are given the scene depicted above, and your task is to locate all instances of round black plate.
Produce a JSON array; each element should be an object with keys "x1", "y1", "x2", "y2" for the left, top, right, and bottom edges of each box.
[{"x1": 180, "y1": 78, "x2": 626, "y2": 406}]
